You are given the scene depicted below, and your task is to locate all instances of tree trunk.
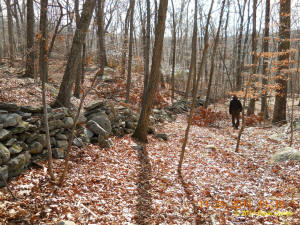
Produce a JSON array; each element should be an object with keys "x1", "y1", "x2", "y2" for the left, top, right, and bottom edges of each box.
[
  {"x1": 170, "y1": 0, "x2": 176, "y2": 101},
  {"x1": 39, "y1": 0, "x2": 55, "y2": 181},
  {"x1": 24, "y1": 0, "x2": 34, "y2": 77},
  {"x1": 97, "y1": 0, "x2": 107, "y2": 68},
  {"x1": 133, "y1": 0, "x2": 168, "y2": 142},
  {"x1": 39, "y1": 0, "x2": 48, "y2": 82},
  {"x1": 121, "y1": 6, "x2": 130, "y2": 76},
  {"x1": 235, "y1": 0, "x2": 247, "y2": 91},
  {"x1": 97, "y1": 0, "x2": 106, "y2": 77},
  {"x1": 204, "y1": 0, "x2": 226, "y2": 108},
  {"x1": 184, "y1": 0, "x2": 197, "y2": 100},
  {"x1": 272, "y1": 0, "x2": 291, "y2": 123},
  {"x1": 125, "y1": 0, "x2": 135, "y2": 103},
  {"x1": 247, "y1": 0, "x2": 257, "y2": 116},
  {"x1": 5, "y1": 0, "x2": 14, "y2": 66},
  {"x1": 261, "y1": 0, "x2": 270, "y2": 119},
  {"x1": 178, "y1": 0, "x2": 214, "y2": 174},
  {"x1": 0, "y1": 3, "x2": 6, "y2": 59},
  {"x1": 54, "y1": 0, "x2": 96, "y2": 108},
  {"x1": 142, "y1": 0, "x2": 151, "y2": 101}
]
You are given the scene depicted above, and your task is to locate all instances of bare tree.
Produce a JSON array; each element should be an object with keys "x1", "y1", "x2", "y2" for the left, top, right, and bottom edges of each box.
[
  {"x1": 54, "y1": 0, "x2": 96, "y2": 107},
  {"x1": 247, "y1": 0, "x2": 258, "y2": 115},
  {"x1": 125, "y1": 0, "x2": 135, "y2": 103},
  {"x1": 272, "y1": 0, "x2": 291, "y2": 123},
  {"x1": 261, "y1": 0, "x2": 270, "y2": 119},
  {"x1": 178, "y1": 0, "x2": 214, "y2": 174},
  {"x1": 24, "y1": 0, "x2": 34, "y2": 78},
  {"x1": 204, "y1": 0, "x2": 226, "y2": 108},
  {"x1": 5, "y1": 0, "x2": 14, "y2": 66},
  {"x1": 133, "y1": 0, "x2": 169, "y2": 142},
  {"x1": 184, "y1": 0, "x2": 198, "y2": 99}
]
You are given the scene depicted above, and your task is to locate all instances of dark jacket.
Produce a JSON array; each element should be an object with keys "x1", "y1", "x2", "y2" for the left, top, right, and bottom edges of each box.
[{"x1": 229, "y1": 97, "x2": 242, "y2": 115}]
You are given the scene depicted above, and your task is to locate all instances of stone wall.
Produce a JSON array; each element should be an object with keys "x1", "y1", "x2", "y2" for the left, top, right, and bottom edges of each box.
[{"x1": 0, "y1": 102, "x2": 87, "y2": 187}]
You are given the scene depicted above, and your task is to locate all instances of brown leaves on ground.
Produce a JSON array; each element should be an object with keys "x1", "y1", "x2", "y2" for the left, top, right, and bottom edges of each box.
[{"x1": 0, "y1": 61, "x2": 299, "y2": 224}]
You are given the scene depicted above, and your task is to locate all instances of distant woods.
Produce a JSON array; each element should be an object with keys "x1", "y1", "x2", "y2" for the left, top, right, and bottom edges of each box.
[{"x1": 0, "y1": 0, "x2": 299, "y2": 122}]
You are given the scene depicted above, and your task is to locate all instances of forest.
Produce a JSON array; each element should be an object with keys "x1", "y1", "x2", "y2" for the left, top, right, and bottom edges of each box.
[{"x1": 0, "y1": 0, "x2": 299, "y2": 224}]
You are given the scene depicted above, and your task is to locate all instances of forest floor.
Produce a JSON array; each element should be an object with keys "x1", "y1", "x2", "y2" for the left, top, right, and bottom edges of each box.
[{"x1": 0, "y1": 59, "x2": 300, "y2": 225}]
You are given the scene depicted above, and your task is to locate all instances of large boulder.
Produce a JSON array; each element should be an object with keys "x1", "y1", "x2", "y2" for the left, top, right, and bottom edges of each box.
[
  {"x1": 0, "y1": 143, "x2": 10, "y2": 165},
  {"x1": 89, "y1": 114, "x2": 111, "y2": 133},
  {"x1": 87, "y1": 120, "x2": 109, "y2": 138},
  {"x1": 271, "y1": 147, "x2": 300, "y2": 162},
  {"x1": 85, "y1": 100, "x2": 104, "y2": 111}
]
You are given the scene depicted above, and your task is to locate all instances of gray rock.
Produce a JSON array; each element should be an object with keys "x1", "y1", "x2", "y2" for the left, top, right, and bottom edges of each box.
[
  {"x1": 271, "y1": 147, "x2": 300, "y2": 162},
  {"x1": 10, "y1": 121, "x2": 29, "y2": 134},
  {"x1": 20, "y1": 112, "x2": 32, "y2": 120},
  {"x1": 0, "y1": 123, "x2": 3, "y2": 130},
  {"x1": 294, "y1": 121, "x2": 300, "y2": 131},
  {"x1": 0, "y1": 143, "x2": 10, "y2": 165},
  {"x1": 48, "y1": 120, "x2": 65, "y2": 130},
  {"x1": 0, "y1": 110, "x2": 8, "y2": 114},
  {"x1": 51, "y1": 112, "x2": 65, "y2": 120},
  {"x1": 98, "y1": 136, "x2": 112, "y2": 148},
  {"x1": 9, "y1": 144, "x2": 23, "y2": 154},
  {"x1": 20, "y1": 105, "x2": 42, "y2": 113},
  {"x1": 0, "y1": 102, "x2": 20, "y2": 112},
  {"x1": 155, "y1": 133, "x2": 168, "y2": 141},
  {"x1": 89, "y1": 114, "x2": 111, "y2": 133},
  {"x1": 85, "y1": 100, "x2": 104, "y2": 111},
  {"x1": 2, "y1": 113, "x2": 22, "y2": 128},
  {"x1": 147, "y1": 126, "x2": 155, "y2": 134},
  {"x1": 269, "y1": 134, "x2": 282, "y2": 142},
  {"x1": 86, "y1": 111, "x2": 107, "y2": 121},
  {"x1": 5, "y1": 138, "x2": 17, "y2": 147},
  {"x1": 73, "y1": 138, "x2": 83, "y2": 147},
  {"x1": 77, "y1": 114, "x2": 87, "y2": 125},
  {"x1": 63, "y1": 117, "x2": 74, "y2": 129},
  {"x1": 57, "y1": 140, "x2": 68, "y2": 148},
  {"x1": 56, "y1": 221, "x2": 76, "y2": 225},
  {"x1": 125, "y1": 121, "x2": 135, "y2": 129},
  {"x1": 84, "y1": 108, "x2": 105, "y2": 118},
  {"x1": 87, "y1": 120, "x2": 109, "y2": 138},
  {"x1": 50, "y1": 137, "x2": 56, "y2": 146},
  {"x1": 0, "y1": 129, "x2": 11, "y2": 141},
  {"x1": 0, "y1": 165, "x2": 8, "y2": 187},
  {"x1": 7, "y1": 151, "x2": 31, "y2": 177},
  {"x1": 29, "y1": 141, "x2": 43, "y2": 154},
  {"x1": 84, "y1": 128, "x2": 94, "y2": 139},
  {"x1": 36, "y1": 134, "x2": 47, "y2": 147},
  {"x1": 56, "y1": 133, "x2": 68, "y2": 140},
  {"x1": 53, "y1": 148, "x2": 65, "y2": 159}
]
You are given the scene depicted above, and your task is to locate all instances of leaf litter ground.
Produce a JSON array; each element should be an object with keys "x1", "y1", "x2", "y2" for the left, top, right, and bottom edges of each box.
[{"x1": 0, "y1": 62, "x2": 299, "y2": 224}]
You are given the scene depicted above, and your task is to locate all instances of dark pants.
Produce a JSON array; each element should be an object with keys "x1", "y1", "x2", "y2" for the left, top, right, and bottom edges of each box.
[{"x1": 231, "y1": 112, "x2": 240, "y2": 129}]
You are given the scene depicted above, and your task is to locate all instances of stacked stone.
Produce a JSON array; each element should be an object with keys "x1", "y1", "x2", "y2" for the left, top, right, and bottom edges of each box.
[{"x1": 0, "y1": 102, "x2": 84, "y2": 187}]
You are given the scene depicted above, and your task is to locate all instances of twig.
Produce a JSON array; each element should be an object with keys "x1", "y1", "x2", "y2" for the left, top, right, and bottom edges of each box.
[{"x1": 0, "y1": 173, "x2": 17, "y2": 200}]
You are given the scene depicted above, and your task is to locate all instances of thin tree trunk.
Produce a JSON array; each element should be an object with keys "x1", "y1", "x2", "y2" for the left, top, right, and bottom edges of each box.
[
  {"x1": 54, "y1": 0, "x2": 96, "y2": 107},
  {"x1": 178, "y1": 0, "x2": 214, "y2": 174},
  {"x1": 184, "y1": 0, "x2": 198, "y2": 100},
  {"x1": 247, "y1": 0, "x2": 258, "y2": 115},
  {"x1": 97, "y1": 0, "x2": 107, "y2": 67},
  {"x1": 204, "y1": 0, "x2": 226, "y2": 108},
  {"x1": 24, "y1": 0, "x2": 34, "y2": 78},
  {"x1": 126, "y1": 0, "x2": 135, "y2": 103},
  {"x1": 40, "y1": 0, "x2": 55, "y2": 181},
  {"x1": 170, "y1": 0, "x2": 176, "y2": 102},
  {"x1": 48, "y1": 1, "x2": 63, "y2": 58},
  {"x1": 261, "y1": 0, "x2": 270, "y2": 119},
  {"x1": 0, "y1": 3, "x2": 6, "y2": 58},
  {"x1": 133, "y1": 0, "x2": 168, "y2": 143},
  {"x1": 121, "y1": 6, "x2": 130, "y2": 76},
  {"x1": 5, "y1": 0, "x2": 14, "y2": 66}
]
